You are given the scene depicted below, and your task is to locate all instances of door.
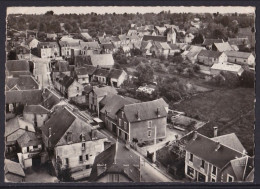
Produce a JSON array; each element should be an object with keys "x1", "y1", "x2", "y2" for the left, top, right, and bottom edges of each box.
[{"x1": 198, "y1": 172, "x2": 206, "y2": 182}]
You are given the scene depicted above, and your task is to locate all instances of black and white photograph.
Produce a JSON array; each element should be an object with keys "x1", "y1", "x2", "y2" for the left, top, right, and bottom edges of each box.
[{"x1": 5, "y1": 6, "x2": 255, "y2": 183}]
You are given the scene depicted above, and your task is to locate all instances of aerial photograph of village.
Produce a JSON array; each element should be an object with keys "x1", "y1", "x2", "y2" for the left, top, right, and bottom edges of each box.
[{"x1": 5, "y1": 6, "x2": 255, "y2": 183}]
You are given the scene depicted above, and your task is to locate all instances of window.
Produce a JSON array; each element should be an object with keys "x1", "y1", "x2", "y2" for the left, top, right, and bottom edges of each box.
[
  {"x1": 124, "y1": 122, "x2": 127, "y2": 130},
  {"x1": 211, "y1": 178, "x2": 216, "y2": 182},
  {"x1": 27, "y1": 147, "x2": 30, "y2": 152},
  {"x1": 119, "y1": 118, "x2": 122, "y2": 126},
  {"x1": 82, "y1": 143, "x2": 86, "y2": 149},
  {"x1": 122, "y1": 111, "x2": 124, "y2": 117},
  {"x1": 227, "y1": 174, "x2": 234, "y2": 182},
  {"x1": 201, "y1": 160, "x2": 205, "y2": 169},
  {"x1": 65, "y1": 158, "x2": 69, "y2": 165},
  {"x1": 187, "y1": 166, "x2": 194, "y2": 178},
  {"x1": 189, "y1": 153, "x2": 193, "y2": 162},
  {"x1": 77, "y1": 87, "x2": 79, "y2": 91},
  {"x1": 85, "y1": 155, "x2": 89, "y2": 161},
  {"x1": 33, "y1": 145, "x2": 38, "y2": 149},
  {"x1": 212, "y1": 166, "x2": 217, "y2": 175},
  {"x1": 148, "y1": 130, "x2": 152, "y2": 137},
  {"x1": 82, "y1": 78, "x2": 85, "y2": 81},
  {"x1": 109, "y1": 174, "x2": 119, "y2": 182},
  {"x1": 79, "y1": 155, "x2": 83, "y2": 163},
  {"x1": 25, "y1": 126, "x2": 28, "y2": 131},
  {"x1": 148, "y1": 121, "x2": 152, "y2": 128}
]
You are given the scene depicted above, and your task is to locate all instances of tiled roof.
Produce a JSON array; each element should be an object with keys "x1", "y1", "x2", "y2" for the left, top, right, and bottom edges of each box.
[
  {"x1": 93, "y1": 68, "x2": 110, "y2": 77},
  {"x1": 75, "y1": 65, "x2": 97, "y2": 76},
  {"x1": 42, "y1": 88, "x2": 61, "y2": 110},
  {"x1": 5, "y1": 117, "x2": 35, "y2": 137},
  {"x1": 213, "y1": 42, "x2": 233, "y2": 52},
  {"x1": 38, "y1": 42, "x2": 58, "y2": 48},
  {"x1": 198, "y1": 50, "x2": 222, "y2": 59},
  {"x1": 23, "y1": 105, "x2": 50, "y2": 114},
  {"x1": 100, "y1": 95, "x2": 136, "y2": 120},
  {"x1": 108, "y1": 69, "x2": 125, "y2": 79},
  {"x1": 185, "y1": 132, "x2": 244, "y2": 168},
  {"x1": 5, "y1": 159, "x2": 25, "y2": 177},
  {"x1": 122, "y1": 98, "x2": 168, "y2": 123},
  {"x1": 202, "y1": 39, "x2": 224, "y2": 46},
  {"x1": 5, "y1": 89, "x2": 43, "y2": 105},
  {"x1": 89, "y1": 143, "x2": 140, "y2": 182},
  {"x1": 41, "y1": 107, "x2": 76, "y2": 147},
  {"x1": 6, "y1": 60, "x2": 29, "y2": 72},
  {"x1": 168, "y1": 44, "x2": 179, "y2": 50},
  {"x1": 90, "y1": 54, "x2": 115, "y2": 67},
  {"x1": 80, "y1": 41, "x2": 100, "y2": 50},
  {"x1": 224, "y1": 51, "x2": 253, "y2": 59},
  {"x1": 6, "y1": 75, "x2": 39, "y2": 90},
  {"x1": 212, "y1": 133, "x2": 246, "y2": 153},
  {"x1": 81, "y1": 32, "x2": 92, "y2": 40},
  {"x1": 100, "y1": 43, "x2": 114, "y2": 50},
  {"x1": 142, "y1": 35, "x2": 167, "y2": 42},
  {"x1": 92, "y1": 86, "x2": 118, "y2": 97},
  {"x1": 17, "y1": 132, "x2": 41, "y2": 147},
  {"x1": 186, "y1": 46, "x2": 205, "y2": 58}
]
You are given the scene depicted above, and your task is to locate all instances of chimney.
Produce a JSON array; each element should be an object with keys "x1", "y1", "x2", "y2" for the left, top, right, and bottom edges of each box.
[
  {"x1": 215, "y1": 142, "x2": 221, "y2": 151},
  {"x1": 91, "y1": 129, "x2": 97, "y2": 140},
  {"x1": 213, "y1": 127, "x2": 218, "y2": 137},
  {"x1": 156, "y1": 107, "x2": 160, "y2": 117},
  {"x1": 49, "y1": 127, "x2": 52, "y2": 138},
  {"x1": 193, "y1": 131, "x2": 198, "y2": 140},
  {"x1": 136, "y1": 110, "x2": 141, "y2": 120}
]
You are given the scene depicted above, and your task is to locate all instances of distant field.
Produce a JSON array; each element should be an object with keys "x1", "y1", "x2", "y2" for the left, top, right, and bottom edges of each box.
[{"x1": 172, "y1": 87, "x2": 255, "y2": 155}]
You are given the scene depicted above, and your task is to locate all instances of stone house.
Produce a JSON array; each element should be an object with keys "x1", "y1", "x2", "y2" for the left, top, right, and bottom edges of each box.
[
  {"x1": 67, "y1": 80, "x2": 84, "y2": 100},
  {"x1": 23, "y1": 105, "x2": 50, "y2": 128},
  {"x1": 37, "y1": 42, "x2": 60, "y2": 58},
  {"x1": 108, "y1": 69, "x2": 127, "y2": 88},
  {"x1": 92, "y1": 68, "x2": 110, "y2": 85},
  {"x1": 224, "y1": 51, "x2": 255, "y2": 67},
  {"x1": 41, "y1": 106, "x2": 107, "y2": 180},
  {"x1": 197, "y1": 50, "x2": 228, "y2": 66},
  {"x1": 115, "y1": 98, "x2": 168, "y2": 143},
  {"x1": 74, "y1": 65, "x2": 97, "y2": 85},
  {"x1": 185, "y1": 131, "x2": 252, "y2": 182},
  {"x1": 202, "y1": 39, "x2": 224, "y2": 50}
]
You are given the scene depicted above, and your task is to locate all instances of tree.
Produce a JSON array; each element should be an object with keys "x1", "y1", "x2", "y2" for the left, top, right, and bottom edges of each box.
[
  {"x1": 45, "y1": 10, "x2": 54, "y2": 16},
  {"x1": 7, "y1": 50, "x2": 17, "y2": 60},
  {"x1": 56, "y1": 156, "x2": 73, "y2": 182},
  {"x1": 220, "y1": 16, "x2": 230, "y2": 27},
  {"x1": 136, "y1": 64, "x2": 154, "y2": 84},
  {"x1": 240, "y1": 70, "x2": 254, "y2": 88},
  {"x1": 191, "y1": 33, "x2": 204, "y2": 45}
]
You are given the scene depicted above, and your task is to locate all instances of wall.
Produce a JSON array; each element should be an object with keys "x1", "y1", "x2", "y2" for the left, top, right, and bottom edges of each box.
[
  {"x1": 21, "y1": 144, "x2": 42, "y2": 154},
  {"x1": 77, "y1": 75, "x2": 89, "y2": 84},
  {"x1": 96, "y1": 173, "x2": 131, "y2": 182},
  {"x1": 36, "y1": 114, "x2": 49, "y2": 127},
  {"x1": 220, "y1": 164, "x2": 237, "y2": 182},
  {"x1": 67, "y1": 81, "x2": 84, "y2": 99},
  {"x1": 5, "y1": 173, "x2": 24, "y2": 183},
  {"x1": 71, "y1": 95, "x2": 87, "y2": 105}
]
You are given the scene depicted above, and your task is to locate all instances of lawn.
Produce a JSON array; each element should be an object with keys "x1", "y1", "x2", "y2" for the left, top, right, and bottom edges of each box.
[{"x1": 172, "y1": 87, "x2": 255, "y2": 155}]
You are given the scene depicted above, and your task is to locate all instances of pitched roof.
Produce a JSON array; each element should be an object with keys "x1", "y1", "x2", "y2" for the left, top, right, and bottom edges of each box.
[
  {"x1": 211, "y1": 62, "x2": 243, "y2": 73},
  {"x1": 93, "y1": 68, "x2": 110, "y2": 77},
  {"x1": 17, "y1": 132, "x2": 41, "y2": 147},
  {"x1": 169, "y1": 44, "x2": 179, "y2": 50},
  {"x1": 5, "y1": 90, "x2": 43, "y2": 105},
  {"x1": 110, "y1": 36, "x2": 120, "y2": 42},
  {"x1": 42, "y1": 88, "x2": 61, "y2": 110},
  {"x1": 213, "y1": 42, "x2": 233, "y2": 52},
  {"x1": 122, "y1": 98, "x2": 168, "y2": 123},
  {"x1": 198, "y1": 50, "x2": 222, "y2": 59},
  {"x1": 6, "y1": 60, "x2": 29, "y2": 72},
  {"x1": 202, "y1": 39, "x2": 224, "y2": 46},
  {"x1": 154, "y1": 41, "x2": 171, "y2": 50},
  {"x1": 38, "y1": 42, "x2": 58, "y2": 48},
  {"x1": 142, "y1": 35, "x2": 167, "y2": 42},
  {"x1": 23, "y1": 105, "x2": 50, "y2": 114},
  {"x1": 212, "y1": 133, "x2": 246, "y2": 153},
  {"x1": 100, "y1": 95, "x2": 136, "y2": 120},
  {"x1": 185, "y1": 132, "x2": 244, "y2": 168},
  {"x1": 100, "y1": 43, "x2": 114, "y2": 50},
  {"x1": 108, "y1": 69, "x2": 125, "y2": 79},
  {"x1": 75, "y1": 65, "x2": 97, "y2": 76},
  {"x1": 89, "y1": 143, "x2": 140, "y2": 182},
  {"x1": 5, "y1": 117, "x2": 35, "y2": 137},
  {"x1": 80, "y1": 41, "x2": 100, "y2": 50},
  {"x1": 90, "y1": 54, "x2": 115, "y2": 67},
  {"x1": 6, "y1": 75, "x2": 39, "y2": 90},
  {"x1": 5, "y1": 159, "x2": 25, "y2": 177},
  {"x1": 186, "y1": 46, "x2": 205, "y2": 58},
  {"x1": 228, "y1": 37, "x2": 249, "y2": 46},
  {"x1": 92, "y1": 86, "x2": 118, "y2": 97},
  {"x1": 41, "y1": 107, "x2": 76, "y2": 147},
  {"x1": 59, "y1": 41, "x2": 80, "y2": 47},
  {"x1": 81, "y1": 32, "x2": 92, "y2": 40},
  {"x1": 224, "y1": 51, "x2": 253, "y2": 59},
  {"x1": 59, "y1": 74, "x2": 74, "y2": 88}
]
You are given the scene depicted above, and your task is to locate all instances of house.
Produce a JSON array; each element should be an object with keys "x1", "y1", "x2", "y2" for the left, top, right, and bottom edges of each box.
[
  {"x1": 237, "y1": 27, "x2": 255, "y2": 47},
  {"x1": 42, "y1": 88, "x2": 62, "y2": 110},
  {"x1": 79, "y1": 42, "x2": 101, "y2": 55},
  {"x1": 46, "y1": 33, "x2": 57, "y2": 40},
  {"x1": 154, "y1": 26, "x2": 167, "y2": 35},
  {"x1": 166, "y1": 27, "x2": 177, "y2": 44},
  {"x1": 197, "y1": 50, "x2": 228, "y2": 66},
  {"x1": 25, "y1": 37, "x2": 39, "y2": 49},
  {"x1": 53, "y1": 73, "x2": 74, "y2": 96},
  {"x1": 183, "y1": 46, "x2": 206, "y2": 63},
  {"x1": 168, "y1": 44, "x2": 181, "y2": 56},
  {"x1": 150, "y1": 41, "x2": 171, "y2": 58},
  {"x1": 100, "y1": 95, "x2": 140, "y2": 133},
  {"x1": 5, "y1": 159, "x2": 25, "y2": 182},
  {"x1": 5, "y1": 90, "x2": 43, "y2": 115},
  {"x1": 89, "y1": 86, "x2": 118, "y2": 117},
  {"x1": 15, "y1": 45, "x2": 30, "y2": 55},
  {"x1": 140, "y1": 41, "x2": 153, "y2": 56},
  {"x1": 41, "y1": 106, "x2": 107, "y2": 180},
  {"x1": 89, "y1": 142, "x2": 141, "y2": 182},
  {"x1": 80, "y1": 30, "x2": 93, "y2": 42},
  {"x1": 212, "y1": 42, "x2": 234, "y2": 52},
  {"x1": 185, "y1": 131, "x2": 251, "y2": 182},
  {"x1": 228, "y1": 37, "x2": 250, "y2": 48},
  {"x1": 74, "y1": 65, "x2": 97, "y2": 84},
  {"x1": 6, "y1": 75, "x2": 40, "y2": 91},
  {"x1": 108, "y1": 69, "x2": 127, "y2": 88},
  {"x1": 224, "y1": 51, "x2": 255, "y2": 67},
  {"x1": 202, "y1": 39, "x2": 224, "y2": 50},
  {"x1": 110, "y1": 36, "x2": 121, "y2": 49},
  {"x1": 23, "y1": 105, "x2": 50, "y2": 128},
  {"x1": 142, "y1": 35, "x2": 167, "y2": 43},
  {"x1": 92, "y1": 68, "x2": 110, "y2": 85},
  {"x1": 90, "y1": 54, "x2": 115, "y2": 69},
  {"x1": 5, "y1": 116, "x2": 35, "y2": 154},
  {"x1": 17, "y1": 132, "x2": 42, "y2": 169},
  {"x1": 67, "y1": 80, "x2": 84, "y2": 100},
  {"x1": 115, "y1": 98, "x2": 168, "y2": 143},
  {"x1": 211, "y1": 62, "x2": 244, "y2": 76},
  {"x1": 6, "y1": 60, "x2": 30, "y2": 78},
  {"x1": 59, "y1": 40, "x2": 81, "y2": 57},
  {"x1": 100, "y1": 43, "x2": 115, "y2": 54},
  {"x1": 37, "y1": 42, "x2": 60, "y2": 58}
]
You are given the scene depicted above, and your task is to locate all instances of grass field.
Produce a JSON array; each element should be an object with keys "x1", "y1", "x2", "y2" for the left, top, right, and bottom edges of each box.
[{"x1": 172, "y1": 87, "x2": 255, "y2": 155}]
